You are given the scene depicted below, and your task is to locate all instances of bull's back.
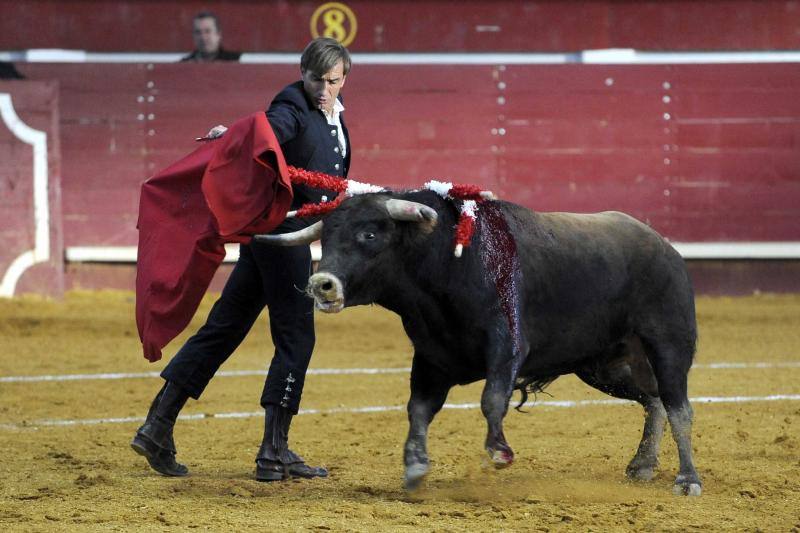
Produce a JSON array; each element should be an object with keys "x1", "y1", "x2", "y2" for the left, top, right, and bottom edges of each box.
[
  {"x1": 495, "y1": 202, "x2": 694, "y2": 363},
  {"x1": 498, "y1": 203, "x2": 673, "y2": 282}
]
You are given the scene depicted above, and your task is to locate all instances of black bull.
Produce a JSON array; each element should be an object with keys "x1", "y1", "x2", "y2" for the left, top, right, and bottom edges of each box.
[{"x1": 256, "y1": 190, "x2": 702, "y2": 496}]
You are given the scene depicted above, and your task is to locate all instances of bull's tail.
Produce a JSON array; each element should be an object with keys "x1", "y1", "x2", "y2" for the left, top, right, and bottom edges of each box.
[{"x1": 513, "y1": 376, "x2": 558, "y2": 412}]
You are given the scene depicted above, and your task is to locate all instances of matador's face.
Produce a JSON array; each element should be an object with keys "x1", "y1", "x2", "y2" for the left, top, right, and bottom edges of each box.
[{"x1": 302, "y1": 60, "x2": 346, "y2": 115}]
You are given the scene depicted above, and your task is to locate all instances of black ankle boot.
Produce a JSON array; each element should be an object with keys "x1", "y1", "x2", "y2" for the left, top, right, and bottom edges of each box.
[
  {"x1": 131, "y1": 382, "x2": 190, "y2": 477},
  {"x1": 255, "y1": 404, "x2": 328, "y2": 482}
]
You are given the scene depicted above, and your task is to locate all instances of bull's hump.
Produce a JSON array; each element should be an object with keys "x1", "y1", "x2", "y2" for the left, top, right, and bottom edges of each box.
[{"x1": 540, "y1": 210, "x2": 650, "y2": 234}]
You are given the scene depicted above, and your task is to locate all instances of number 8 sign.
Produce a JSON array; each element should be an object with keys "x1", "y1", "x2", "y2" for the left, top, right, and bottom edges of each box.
[{"x1": 310, "y1": 2, "x2": 358, "y2": 47}]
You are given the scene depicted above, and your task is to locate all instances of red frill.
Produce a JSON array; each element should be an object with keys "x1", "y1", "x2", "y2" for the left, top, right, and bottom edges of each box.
[{"x1": 454, "y1": 212, "x2": 476, "y2": 248}]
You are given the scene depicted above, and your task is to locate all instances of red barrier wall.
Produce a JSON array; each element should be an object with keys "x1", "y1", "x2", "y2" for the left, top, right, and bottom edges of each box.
[
  {"x1": 19, "y1": 63, "x2": 800, "y2": 254},
  {"x1": 0, "y1": 81, "x2": 63, "y2": 297},
  {"x1": 3, "y1": 1, "x2": 800, "y2": 52}
]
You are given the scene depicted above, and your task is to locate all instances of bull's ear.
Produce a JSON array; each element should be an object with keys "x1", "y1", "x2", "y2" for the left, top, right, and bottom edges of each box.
[{"x1": 385, "y1": 199, "x2": 438, "y2": 234}]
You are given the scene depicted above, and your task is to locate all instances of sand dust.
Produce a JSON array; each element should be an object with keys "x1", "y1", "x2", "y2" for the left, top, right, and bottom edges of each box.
[{"x1": 1, "y1": 291, "x2": 799, "y2": 531}]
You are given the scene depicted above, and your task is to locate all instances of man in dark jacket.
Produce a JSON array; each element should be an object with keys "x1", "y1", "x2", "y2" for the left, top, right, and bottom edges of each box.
[
  {"x1": 131, "y1": 37, "x2": 350, "y2": 481},
  {"x1": 0, "y1": 61, "x2": 24, "y2": 79},
  {"x1": 181, "y1": 11, "x2": 241, "y2": 62}
]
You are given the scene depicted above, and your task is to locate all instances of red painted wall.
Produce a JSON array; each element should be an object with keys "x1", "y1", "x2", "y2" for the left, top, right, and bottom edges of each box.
[
  {"x1": 3, "y1": 1, "x2": 800, "y2": 52},
  {"x1": 0, "y1": 81, "x2": 64, "y2": 296},
  {"x1": 19, "y1": 63, "x2": 800, "y2": 254}
]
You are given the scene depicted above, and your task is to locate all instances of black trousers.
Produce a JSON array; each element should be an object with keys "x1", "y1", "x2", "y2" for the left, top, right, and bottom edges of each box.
[{"x1": 161, "y1": 235, "x2": 315, "y2": 414}]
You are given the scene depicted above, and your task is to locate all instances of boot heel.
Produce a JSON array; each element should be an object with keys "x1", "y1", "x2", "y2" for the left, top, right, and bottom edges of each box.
[
  {"x1": 130, "y1": 439, "x2": 151, "y2": 458},
  {"x1": 255, "y1": 463, "x2": 287, "y2": 482},
  {"x1": 131, "y1": 426, "x2": 189, "y2": 477}
]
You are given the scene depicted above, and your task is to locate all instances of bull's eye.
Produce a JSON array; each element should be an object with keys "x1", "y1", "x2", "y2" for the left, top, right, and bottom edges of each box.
[{"x1": 358, "y1": 231, "x2": 376, "y2": 241}]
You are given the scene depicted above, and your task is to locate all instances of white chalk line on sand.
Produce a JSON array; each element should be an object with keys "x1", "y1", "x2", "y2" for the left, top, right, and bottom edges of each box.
[
  {"x1": 2, "y1": 361, "x2": 799, "y2": 384},
  {"x1": 0, "y1": 367, "x2": 411, "y2": 383},
  {"x1": 2, "y1": 394, "x2": 799, "y2": 431}
]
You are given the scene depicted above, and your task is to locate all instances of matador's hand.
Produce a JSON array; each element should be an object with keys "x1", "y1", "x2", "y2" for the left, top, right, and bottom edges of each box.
[{"x1": 195, "y1": 124, "x2": 228, "y2": 141}]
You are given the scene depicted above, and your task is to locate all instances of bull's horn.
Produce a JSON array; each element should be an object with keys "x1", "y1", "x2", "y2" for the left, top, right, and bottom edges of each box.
[
  {"x1": 253, "y1": 220, "x2": 323, "y2": 246},
  {"x1": 385, "y1": 199, "x2": 438, "y2": 225}
]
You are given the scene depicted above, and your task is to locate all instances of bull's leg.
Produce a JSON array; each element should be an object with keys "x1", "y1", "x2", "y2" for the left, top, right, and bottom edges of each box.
[
  {"x1": 403, "y1": 356, "x2": 451, "y2": 490},
  {"x1": 643, "y1": 341, "x2": 702, "y2": 496},
  {"x1": 576, "y1": 346, "x2": 667, "y2": 482},
  {"x1": 481, "y1": 358, "x2": 517, "y2": 468},
  {"x1": 663, "y1": 394, "x2": 701, "y2": 496},
  {"x1": 626, "y1": 397, "x2": 667, "y2": 481}
]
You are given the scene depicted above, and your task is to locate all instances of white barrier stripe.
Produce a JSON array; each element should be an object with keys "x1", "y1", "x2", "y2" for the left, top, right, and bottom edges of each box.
[
  {"x1": 2, "y1": 394, "x2": 798, "y2": 431},
  {"x1": 5, "y1": 50, "x2": 800, "y2": 65},
  {"x1": 0, "y1": 93, "x2": 50, "y2": 298},
  {"x1": 671, "y1": 241, "x2": 800, "y2": 259},
  {"x1": 0, "y1": 367, "x2": 412, "y2": 383},
  {"x1": 2, "y1": 361, "x2": 798, "y2": 384},
  {"x1": 63, "y1": 241, "x2": 800, "y2": 263},
  {"x1": 65, "y1": 243, "x2": 324, "y2": 263}
]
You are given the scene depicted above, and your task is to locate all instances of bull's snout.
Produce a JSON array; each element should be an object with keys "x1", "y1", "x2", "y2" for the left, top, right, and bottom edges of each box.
[{"x1": 307, "y1": 272, "x2": 345, "y2": 313}]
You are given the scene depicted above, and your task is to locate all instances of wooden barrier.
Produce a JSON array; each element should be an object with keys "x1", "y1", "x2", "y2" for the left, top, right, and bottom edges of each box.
[
  {"x1": 0, "y1": 80, "x2": 63, "y2": 297},
  {"x1": 6, "y1": 62, "x2": 800, "y2": 294},
  {"x1": 3, "y1": 1, "x2": 800, "y2": 52}
]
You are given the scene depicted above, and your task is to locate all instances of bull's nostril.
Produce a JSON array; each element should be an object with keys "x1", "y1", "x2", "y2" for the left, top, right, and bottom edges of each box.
[{"x1": 321, "y1": 281, "x2": 333, "y2": 291}]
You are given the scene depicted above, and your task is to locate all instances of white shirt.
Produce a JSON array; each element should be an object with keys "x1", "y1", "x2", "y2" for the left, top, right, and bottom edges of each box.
[{"x1": 321, "y1": 99, "x2": 347, "y2": 159}]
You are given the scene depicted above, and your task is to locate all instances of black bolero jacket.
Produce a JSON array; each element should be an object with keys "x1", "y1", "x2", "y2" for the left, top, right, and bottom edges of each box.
[{"x1": 266, "y1": 81, "x2": 350, "y2": 211}]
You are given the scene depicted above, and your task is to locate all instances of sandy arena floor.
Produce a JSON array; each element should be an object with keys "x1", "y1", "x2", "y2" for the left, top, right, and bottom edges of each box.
[{"x1": 1, "y1": 291, "x2": 799, "y2": 531}]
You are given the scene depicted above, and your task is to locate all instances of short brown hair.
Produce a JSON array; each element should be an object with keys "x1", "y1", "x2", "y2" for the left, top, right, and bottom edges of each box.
[
  {"x1": 300, "y1": 37, "x2": 351, "y2": 76},
  {"x1": 193, "y1": 11, "x2": 221, "y2": 32}
]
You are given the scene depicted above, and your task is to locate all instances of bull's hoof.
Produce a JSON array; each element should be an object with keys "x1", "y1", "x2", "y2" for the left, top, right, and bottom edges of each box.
[
  {"x1": 672, "y1": 483, "x2": 702, "y2": 496},
  {"x1": 488, "y1": 448, "x2": 514, "y2": 468},
  {"x1": 403, "y1": 463, "x2": 429, "y2": 491},
  {"x1": 672, "y1": 474, "x2": 702, "y2": 496},
  {"x1": 625, "y1": 463, "x2": 656, "y2": 482}
]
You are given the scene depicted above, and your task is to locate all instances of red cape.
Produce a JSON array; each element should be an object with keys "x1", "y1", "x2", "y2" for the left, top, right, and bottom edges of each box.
[{"x1": 136, "y1": 113, "x2": 292, "y2": 362}]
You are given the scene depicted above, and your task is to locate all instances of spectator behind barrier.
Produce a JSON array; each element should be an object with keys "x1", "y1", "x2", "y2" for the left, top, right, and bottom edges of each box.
[
  {"x1": 0, "y1": 61, "x2": 24, "y2": 79},
  {"x1": 181, "y1": 11, "x2": 241, "y2": 62}
]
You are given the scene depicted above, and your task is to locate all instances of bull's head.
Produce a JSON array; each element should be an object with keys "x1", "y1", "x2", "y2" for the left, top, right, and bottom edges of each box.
[{"x1": 255, "y1": 193, "x2": 440, "y2": 313}]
